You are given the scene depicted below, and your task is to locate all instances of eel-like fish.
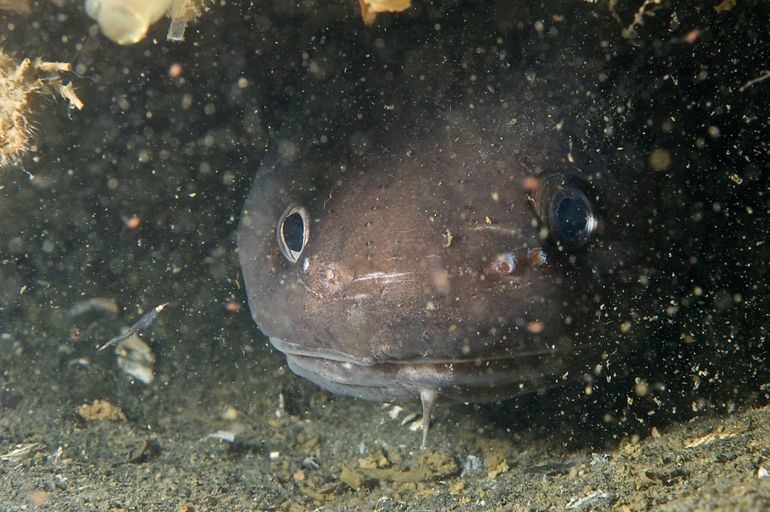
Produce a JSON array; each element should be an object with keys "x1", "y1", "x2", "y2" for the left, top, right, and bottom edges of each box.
[{"x1": 237, "y1": 5, "x2": 766, "y2": 447}]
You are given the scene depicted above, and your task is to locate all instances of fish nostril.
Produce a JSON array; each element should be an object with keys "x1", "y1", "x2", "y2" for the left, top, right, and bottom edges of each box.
[
  {"x1": 491, "y1": 247, "x2": 548, "y2": 277},
  {"x1": 495, "y1": 252, "x2": 517, "y2": 274},
  {"x1": 315, "y1": 263, "x2": 354, "y2": 294},
  {"x1": 527, "y1": 247, "x2": 548, "y2": 267}
]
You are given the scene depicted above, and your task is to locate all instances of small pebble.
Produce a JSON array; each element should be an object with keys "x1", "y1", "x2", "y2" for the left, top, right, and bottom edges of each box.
[
  {"x1": 590, "y1": 453, "x2": 610, "y2": 466},
  {"x1": 77, "y1": 399, "x2": 126, "y2": 421},
  {"x1": 461, "y1": 454, "x2": 484, "y2": 476},
  {"x1": 207, "y1": 430, "x2": 235, "y2": 443},
  {"x1": 302, "y1": 457, "x2": 320, "y2": 470},
  {"x1": 221, "y1": 406, "x2": 240, "y2": 421},
  {"x1": 387, "y1": 405, "x2": 403, "y2": 420}
]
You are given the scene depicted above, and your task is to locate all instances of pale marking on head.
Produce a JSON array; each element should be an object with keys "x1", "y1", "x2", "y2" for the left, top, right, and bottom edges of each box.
[
  {"x1": 343, "y1": 293, "x2": 373, "y2": 301},
  {"x1": 353, "y1": 272, "x2": 417, "y2": 284},
  {"x1": 469, "y1": 225, "x2": 522, "y2": 237}
]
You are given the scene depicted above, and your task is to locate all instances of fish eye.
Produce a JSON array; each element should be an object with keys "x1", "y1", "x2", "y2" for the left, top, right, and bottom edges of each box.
[
  {"x1": 547, "y1": 188, "x2": 596, "y2": 249},
  {"x1": 277, "y1": 205, "x2": 310, "y2": 263}
]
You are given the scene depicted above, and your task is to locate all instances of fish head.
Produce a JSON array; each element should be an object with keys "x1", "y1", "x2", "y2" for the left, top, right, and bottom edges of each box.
[{"x1": 238, "y1": 88, "x2": 659, "y2": 406}]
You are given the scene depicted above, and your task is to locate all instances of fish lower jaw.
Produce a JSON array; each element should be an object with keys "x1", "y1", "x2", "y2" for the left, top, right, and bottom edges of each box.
[
  {"x1": 279, "y1": 346, "x2": 584, "y2": 449},
  {"x1": 282, "y1": 351, "x2": 567, "y2": 405}
]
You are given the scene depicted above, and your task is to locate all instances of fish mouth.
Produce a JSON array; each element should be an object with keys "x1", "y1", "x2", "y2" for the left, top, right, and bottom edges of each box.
[{"x1": 269, "y1": 336, "x2": 579, "y2": 404}]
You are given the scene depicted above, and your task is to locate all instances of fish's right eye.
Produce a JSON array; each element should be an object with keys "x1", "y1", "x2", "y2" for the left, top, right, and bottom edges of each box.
[{"x1": 277, "y1": 205, "x2": 309, "y2": 263}]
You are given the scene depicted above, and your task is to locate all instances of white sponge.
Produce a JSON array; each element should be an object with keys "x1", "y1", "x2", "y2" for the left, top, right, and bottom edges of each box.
[{"x1": 85, "y1": 0, "x2": 174, "y2": 45}]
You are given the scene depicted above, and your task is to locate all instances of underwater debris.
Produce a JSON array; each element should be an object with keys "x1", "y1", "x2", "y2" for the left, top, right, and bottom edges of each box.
[
  {"x1": 207, "y1": 430, "x2": 236, "y2": 443},
  {"x1": 116, "y1": 334, "x2": 156, "y2": 384},
  {"x1": 608, "y1": 0, "x2": 663, "y2": 40},
  {"x1": 77, "y1": 399, "x2": 127, "y2": 421},
  {"x1": 684, "y1": 428, "x2": 742, "y2": 449},
  {"x1": 85, "y1": 0, "x2": 209, "y2": 45},
  {"x1": 566, "y1": 490, "x2": 615, "y2": 510},
  {"x1": 713, "y1": 0, "x2": 737, "y2": 13},
  {"x1": 358, "y1": 0, "x2": 411, "y2": 25},
  {"x1": 738, "y1": 70, "x2": 770, "y2": 92},
  {"x1": 0, "y1": 50, "x2": 83, "y2": 169},
  {"x1": 460, "y1": 454, "x2": 484, "y2": 477},
  {"x1": 166, "y1": 0, "x2": 208, "y2": 41},
  {"x1": 68, "y1": 297, "x2": 120, "y2": 318},
  {"x1": 97, "y1": 303, "x2": 167, "y2": 352},
  {"x1": 0, "y1": 0, "x2": 30, "y2": 13},
  {"x1": 126, "y1": 438, "x2": 161, "y2": 464},
  {"x1": 0, "y1": 443, "x2": 41, "y2": 464},
  {"x1": 340, "y1": 449, "x2": 458, "y2": 489}
]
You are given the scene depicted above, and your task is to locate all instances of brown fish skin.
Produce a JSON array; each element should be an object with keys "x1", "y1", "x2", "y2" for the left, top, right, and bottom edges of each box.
[{"x1": 237, "y1": 60, "x2": 665, "y2": 447}]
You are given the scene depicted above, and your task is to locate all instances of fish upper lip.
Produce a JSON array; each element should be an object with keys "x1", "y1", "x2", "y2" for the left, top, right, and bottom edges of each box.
[
  {"x1": 269, "y1": 336, "x2": 571, "y2": 367},
  {"x1": 270, "y1": 337, "x2": 376, "y2": 365}
]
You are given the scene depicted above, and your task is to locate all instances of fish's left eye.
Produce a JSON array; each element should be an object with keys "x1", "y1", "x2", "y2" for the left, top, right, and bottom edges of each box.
[
  {"x1": 277, "y1": 205, "x2": 310, "y2": 263},
  {"x1": 547, "y1": 188, "x2": 596, "y2": 249}
]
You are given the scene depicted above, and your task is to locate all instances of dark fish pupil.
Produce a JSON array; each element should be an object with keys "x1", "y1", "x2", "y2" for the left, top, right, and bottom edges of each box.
[
  {"x1": 555, "y1": 196, "x2": 587, "y2": 240},
  {"x1": 282, "y1": 213, "x2": 305, "y2": 252}
]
